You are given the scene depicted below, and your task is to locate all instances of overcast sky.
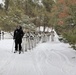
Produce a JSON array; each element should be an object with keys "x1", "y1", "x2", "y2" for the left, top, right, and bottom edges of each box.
[
  {"x1": 0, "y1": 0, "x2": 5, "y2": 5},
  {"x1": 0, "y1": 0, "x2": 3, "y2": 3}
]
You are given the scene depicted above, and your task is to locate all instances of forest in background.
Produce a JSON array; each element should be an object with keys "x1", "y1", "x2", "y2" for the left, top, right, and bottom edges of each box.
[{"x1": 0, "y1": 0, "x2": 76, "y2": 49}]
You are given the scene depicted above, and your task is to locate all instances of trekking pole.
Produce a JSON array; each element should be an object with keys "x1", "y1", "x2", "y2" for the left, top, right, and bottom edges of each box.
[{"x1": 12, "y1": 40, "x2": 14, "y2": 52}]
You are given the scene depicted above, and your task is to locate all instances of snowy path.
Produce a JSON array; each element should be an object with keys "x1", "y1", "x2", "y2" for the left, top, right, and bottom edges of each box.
[
  {"x1": 34, "y1": 42, "x2": 76, "y2": 75},
  {"x1": 0, "y1": 37, "x2": 76, "y2": 75}
]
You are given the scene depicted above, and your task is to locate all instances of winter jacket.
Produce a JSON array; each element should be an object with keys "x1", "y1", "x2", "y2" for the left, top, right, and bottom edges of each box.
[{"x1": 13, "y1": 29, "x2": 24, "y2": 43}]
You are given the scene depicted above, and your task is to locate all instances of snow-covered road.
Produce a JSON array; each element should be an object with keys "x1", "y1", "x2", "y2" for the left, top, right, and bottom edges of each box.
[{"x1": 0, "y1": 36, "x2": 76, "y2": 75}]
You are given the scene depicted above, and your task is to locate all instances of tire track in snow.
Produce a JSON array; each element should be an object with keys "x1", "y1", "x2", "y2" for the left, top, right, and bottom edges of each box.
[
  {"x1": 36, "y1": 50, "x2": 67, "y2": 75},
  {"x1": 34, "y1": 41, "x2": 76, "y2": 75},
  {"x1": 47, "y1": 49, "x2": 74, "y2": 66},
  {"x1": 52, "y1": 50, "x2": 76, "y2": 75},
  {"x1": 54, "y1": 50, "x2": 74, "y2": 66},
  {"x1": 44, "y1": 48, "x2": 76, "y2": 75},
  {"x1": 47, "y1": 50, "x2": 68, "y2": 74},
  {"x1": 34, "y1": 43, "x2": 67, "y2": 75},
  {"x1": 36, "y1": 43, "x2": 71, "y2": 75},
  {"x1": 42, "y1": 50, "x2": 68, "y2": 75}
]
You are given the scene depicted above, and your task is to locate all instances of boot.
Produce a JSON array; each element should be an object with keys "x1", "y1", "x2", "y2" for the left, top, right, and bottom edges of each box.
[
  {"x1": 19, "y1": 51, "x2": 21, "y2": 54},
  {"x1": 14, "y1": 51, "x2": 17, "y2": 53}
]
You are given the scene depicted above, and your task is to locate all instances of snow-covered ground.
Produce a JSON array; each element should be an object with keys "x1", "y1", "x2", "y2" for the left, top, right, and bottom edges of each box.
[{"x1": 0, "y1": 32, "x2": 76, "y2": 75}]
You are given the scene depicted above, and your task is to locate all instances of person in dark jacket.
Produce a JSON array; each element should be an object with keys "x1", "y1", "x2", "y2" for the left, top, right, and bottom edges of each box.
[{"x1": 13, "y1": 26, "x2": 24, "y2": 54}]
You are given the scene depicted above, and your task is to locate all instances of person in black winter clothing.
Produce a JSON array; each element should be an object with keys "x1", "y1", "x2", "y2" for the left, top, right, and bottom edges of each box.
[{"x1": 13, "y1": 26, "x2": 24, "y2": 54}]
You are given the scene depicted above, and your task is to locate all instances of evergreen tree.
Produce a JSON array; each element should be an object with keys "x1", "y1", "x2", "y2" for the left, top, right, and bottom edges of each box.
[{"x1": 5, "y1": 0, "x2": 9, "y2": 10}]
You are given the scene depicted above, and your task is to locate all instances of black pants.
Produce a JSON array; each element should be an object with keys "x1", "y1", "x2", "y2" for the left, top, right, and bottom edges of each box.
[{"x1": 15, "y1": 41, "x2": 22, "y2": 51}]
